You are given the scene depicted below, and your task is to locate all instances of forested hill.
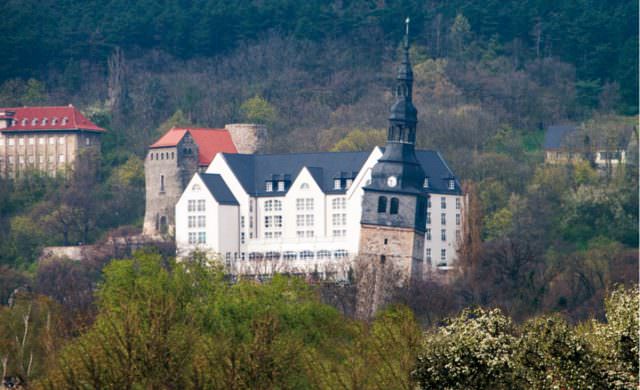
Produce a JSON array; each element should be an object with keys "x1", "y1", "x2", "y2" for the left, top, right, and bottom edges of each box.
[{"x1": 1, "y1": 0, "x2": 638, "y2": 111}]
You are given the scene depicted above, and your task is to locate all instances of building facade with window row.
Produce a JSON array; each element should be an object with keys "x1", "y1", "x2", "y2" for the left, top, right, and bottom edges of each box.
[
  {"x1": 176, "y1": 147, "x2": 465, "y2": 279},
  {"x1": 0, "y1": 105, "x2": 105, "y2": 178}
]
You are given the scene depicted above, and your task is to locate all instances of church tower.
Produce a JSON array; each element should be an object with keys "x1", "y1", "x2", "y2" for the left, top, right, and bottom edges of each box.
[{"x1": 358, "y1": 18, "x2": 428, "y2": 285}]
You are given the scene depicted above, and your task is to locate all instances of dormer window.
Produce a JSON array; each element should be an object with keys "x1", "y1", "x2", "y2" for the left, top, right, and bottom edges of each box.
[
  {"x1": 265, "y1": 181, "x2": 273, "y2": 192},
  {"x1": 345, "y1": 179, "x2": 353, "y2": 189},
  {"x1": 277, "y1": 180, "x2": 285, "y2": 191},
  {"x1": 333, "y1": 179, "x2": 341, "y2": 189},
  {"x1": 62, "y1": 117, "x2": 68, "y2": 125},
  {"x1": 52, "y1": 118, "x2": 57, "y2": 125},
  {"x1": 448, "y1": 179, "x2": 455, "y2": 190},
  {"x1": 42, "y1": 118, "x2": 47, "y2": 126},
  {"x1": 423, "y1": 177, "x2": 430, "y2": 188},
  {"x1": 21, "y1": 119, "x2": 27, "y2": 126},
  {"x1": 31, "y1": 118, "x2": 38, "y2": 126}
]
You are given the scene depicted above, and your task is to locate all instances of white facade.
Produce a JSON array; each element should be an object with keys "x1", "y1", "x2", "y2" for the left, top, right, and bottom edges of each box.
[{"x1": 176, "y1": 147, "x2": 466, "y2": 279}]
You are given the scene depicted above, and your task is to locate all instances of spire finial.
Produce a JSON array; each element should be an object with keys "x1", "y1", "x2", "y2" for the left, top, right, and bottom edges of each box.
[{"x1": 404, "y1": 17, "x2": 410, "y2": 49}]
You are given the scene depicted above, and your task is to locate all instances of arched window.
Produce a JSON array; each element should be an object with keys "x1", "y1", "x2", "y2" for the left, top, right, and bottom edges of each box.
[
  {"x1": 300, "y1": 183, "x2": 309, "y2": 190},
  {"x1": 377, "y1": 196, "x2": 387, "y2": 213},
  {"x1": 390, "y1": 197, "x2": 399, "y2": 214}
]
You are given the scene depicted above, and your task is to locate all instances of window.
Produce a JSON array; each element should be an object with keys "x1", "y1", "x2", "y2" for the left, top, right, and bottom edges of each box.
[
  {"x1": 52, "y1": 118, "x2": 57, "y2": 125},
  {"x1": 277, "y1": 181, "x2": 285, "y2": 191},
  {"x1": 196, "y1": 200, "x2": 205, "y2": 212},
  {"x1": 300, "y1": 183, "x2": 309, "y2": 189},
  {"x1": 441, "y1": 213, "x2": 446, "y2": 225},
  {"x1": 449, "y1": 180, "x2": 455, "y2": 190},
  {"x1": 273, "y1": 216, "x2": 282, "y2": 228},
  {"x1": 42, "y1": 118, "x2": 48, "y2": 126},
  {"x1": 197, "y1": 215, "x2": 206, "y2": 228},
  {"x1": 265, "y1": 181, "x2": 273, "y2": 192},
  {"x1": 380, "y1": 255, "x2": 386, "y2": 264},
  {"x1": 198, "y1": 232, "x2": 206, "y2": 244},
  {"x1": 241, "y1": 216, "x2": 245, "y2": 228},
  {"x1": 332, "y1": 213, "x2": 346, "y2": 226},
  {"x1": 427, "y1": 212, "x2": 431, "y2": 225},
  {"x1": 192, "y1": 183, "x2": 201, "y2": 191},
  {"x1": 264, "y1": 216, "x2": 273, "y2": 228},
  {"x1": 62, "y1": 117, "x2": 68, "y2": 125},
  {"x1": 305, "y1": 198, "x2": 314, "y2": 210},
  {"x1": 456, "y1": 230, "x2": 461, "y2": 240},
  {"x1": 377, "y1": 196, "x2": 387, "y2": 213},
  {"x1": 58, "y1": 155, "x2": 65, "y2": 163},
  {"x1": 332, "y1": 229, "x2": 346, "y2": 237},
  {"x1": 296, "y1": 215, "x2": 304, "y2": 227},
  {"x1": 28, "y1": 137, "x2": 34, "y2": 145},
  {"x1": 426, "y1": 248, "x2": 432, "y2": 262},
  {"x1": 332, "y1": 197, "x2": 346, "y2": 209},
  {"x1": 241, "y1": 232, "x2": 245, "y2": 244},
  {"x1": 441, "y1": 197, "x2": 446, "y2": 209},
  {"x1": 160, "y1": 175, "x2": 165, "y2": 192},
  {"x1": 441, "y1": 229, "x2": 446, "y2": 241},
  {"x1": 21, "y1": 119, "x2": 27, "y2": 126},
  {"x1": 296, "y1": 231, "x2": 305, "y2": 238},
  {"x1": 188, "y1": 200, "x2": 196, "y2": 212},
  {"x1": 59, "y1": 137, "x2": 65, "y2": 145},
  {"x1": 283, "y1": 251, "x2": 297, "y2": 260},
  {"x1": 296, "y1": 198, "x2": 304, "y2": 211},
  {"x1": 426, "y1": 228, "x2": 431, "y2": 240},
  {"x1": 390, "y1": 197, "x2": 399, "y2": 214},
  {"x1": 305, "y1": 214, "x2": 314, "y2": 226},
  {"x1": 456, "y1": 214, "x2": 461, "y2": 226},
  {"x1": 317, "y1": 250, "x2": 331, "y2": 259},
  {"x1": 49, "y1": 137, "x2": 54, "y2": 145},
  {"x1": 273, "y1": 231, "x2": 282, "y2": 238},
  {"x1": 31, "y1": 118, "x2": 38, "y2": 126},
  {"x1": 273, "y1": 200, "x2": 282, "y2": 211},
  {"x1": 264, "y1": 200, "x2": 273, "y2": 212},
  {"x1": 19, "y1": 156, "x2": 24, "y2": 164},
  {"x1": 300, "y1": 251, "x2": 314, "y2": 260},
  {"x1": 28, "y1": 156, "x2": 34, "y2": 164},
  {"x1": 265, "y1": 232, "x2": 273, "y2": 239},
  {"x1": 86, "y1": 138, "x2": 91, "y2": 146},
  {"x1": 345, "y1": 179, "x2": 353, "y2": 188},
  {"x1": 333, "y1": 179, "x2": 341, "y2": 189},
  {"x1": 188, "y1": 216, "x2": 196, "y2": 228},
  {"x1": 39, "y1": 138, "x2": 44, "y2": 145},
  {"x1": 334, "y1": 250, "x2": 348, "y2": 259},
  {"x1": 19, "y1": 138, "x2": 24, "y2": 146},
  {"x1": 188, "y1": 232, "x2": 197, "y2": 244},
  {"x1": 427, "y1": 198, "x2": 431, "y2": 209},
  {"x1": 456, "y1": 198, "x2": 461, "y2": 210},
  {"x1": 423, "y1": 177, "x2": 430, "y2": 188},
  {"x1": 8, "y1": 138, "x2": 14, "y2": 146},
  {"x1": 441, "y1": 249, "x2": 446, "y2": 262}
]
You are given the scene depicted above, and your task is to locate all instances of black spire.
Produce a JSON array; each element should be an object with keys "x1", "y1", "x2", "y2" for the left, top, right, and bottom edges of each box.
[{"x1": 389, "y1": 17, "x2": 417, "y2": 136}]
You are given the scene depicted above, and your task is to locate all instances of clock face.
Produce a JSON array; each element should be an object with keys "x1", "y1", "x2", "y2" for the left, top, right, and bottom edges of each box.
[{"x1": 387, "y1": 176, "x2": 398, "y2": 188}]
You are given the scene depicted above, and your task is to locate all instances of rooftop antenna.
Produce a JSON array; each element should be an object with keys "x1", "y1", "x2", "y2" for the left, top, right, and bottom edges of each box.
[{"x1": 405, "y1": 17, "x2": 410, "y2": 48}]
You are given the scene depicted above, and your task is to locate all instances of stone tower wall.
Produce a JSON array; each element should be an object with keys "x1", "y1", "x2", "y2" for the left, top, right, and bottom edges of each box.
[
  {"x1": 142, "y1": 136, "x2": 199, "y2": 238},
  {"x1": 225, "y1": 123, "x2": 267, "y2": 154}
]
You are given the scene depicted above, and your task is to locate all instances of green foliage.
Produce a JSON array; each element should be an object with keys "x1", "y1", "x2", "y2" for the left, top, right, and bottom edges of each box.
[
  {"x1": 413, "y1": 307, "x2": 518, "y2": 389},
  {"x1": 240, "y1": 95, "x2": 278, "y2": 125},
  {"x1": 330, "y1": 128, "x2": 387, "y2": 152}
]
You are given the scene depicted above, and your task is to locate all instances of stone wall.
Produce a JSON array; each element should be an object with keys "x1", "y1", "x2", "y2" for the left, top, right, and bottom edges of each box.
[
  {"x1": 142, "y1": 138, "x2": 199, "y2": 238},
  {"x1": 225, "y1": 123, "x2": 267, "y2": 154}
]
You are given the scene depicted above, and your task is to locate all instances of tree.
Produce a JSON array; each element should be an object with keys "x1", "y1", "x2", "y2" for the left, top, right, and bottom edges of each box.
[
  {"x1": 240, "y1": 95, "x2": 278, "y2": 125},
  {"x1": 330, "y1": 128, "x2": 386, "y2": 152},
  {"x1": 413, "y1": 307, "x2": 518, "y2": 389}
]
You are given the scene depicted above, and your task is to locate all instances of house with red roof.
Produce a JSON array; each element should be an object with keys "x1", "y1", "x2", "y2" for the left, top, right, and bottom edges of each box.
[
  {"x1": 0, "y1": 105, "x2": 105, "y2": 177},
  {"x1": 143, "y1": 125, "x2": 266, "y2": 238}
]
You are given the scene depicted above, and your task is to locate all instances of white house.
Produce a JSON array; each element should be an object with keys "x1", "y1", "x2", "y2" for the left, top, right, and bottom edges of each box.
[{"x1": 176, "y1": 147, "x2": 465, "y2": 280}]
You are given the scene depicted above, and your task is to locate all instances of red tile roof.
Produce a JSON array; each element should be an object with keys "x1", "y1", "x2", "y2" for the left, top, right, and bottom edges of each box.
[
  {"x1": 0, "y1": 105, "x2": 105, "y2": 132},
  {"x1": 150, "y1": 127, "x2": 238, "y2": 166}
]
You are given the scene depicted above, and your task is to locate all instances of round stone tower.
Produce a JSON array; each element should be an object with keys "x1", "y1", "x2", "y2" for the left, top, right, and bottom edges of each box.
[{"x1": 224, "y1": 123, "x2": 268, "y2": 154}]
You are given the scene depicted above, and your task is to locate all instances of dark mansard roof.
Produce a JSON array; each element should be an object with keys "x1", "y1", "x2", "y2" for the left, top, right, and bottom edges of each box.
[
  {"x1": 198, "y1": 173, "x2": 239, "y2": 205},
  {"x1": 219, "y1": 149, "x2": 462, "y2": 197}
]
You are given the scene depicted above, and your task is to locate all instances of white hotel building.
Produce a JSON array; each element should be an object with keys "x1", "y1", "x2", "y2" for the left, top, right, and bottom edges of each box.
[{"x1": 175, "y1": 147, "x2": 465, "y2": 279}]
